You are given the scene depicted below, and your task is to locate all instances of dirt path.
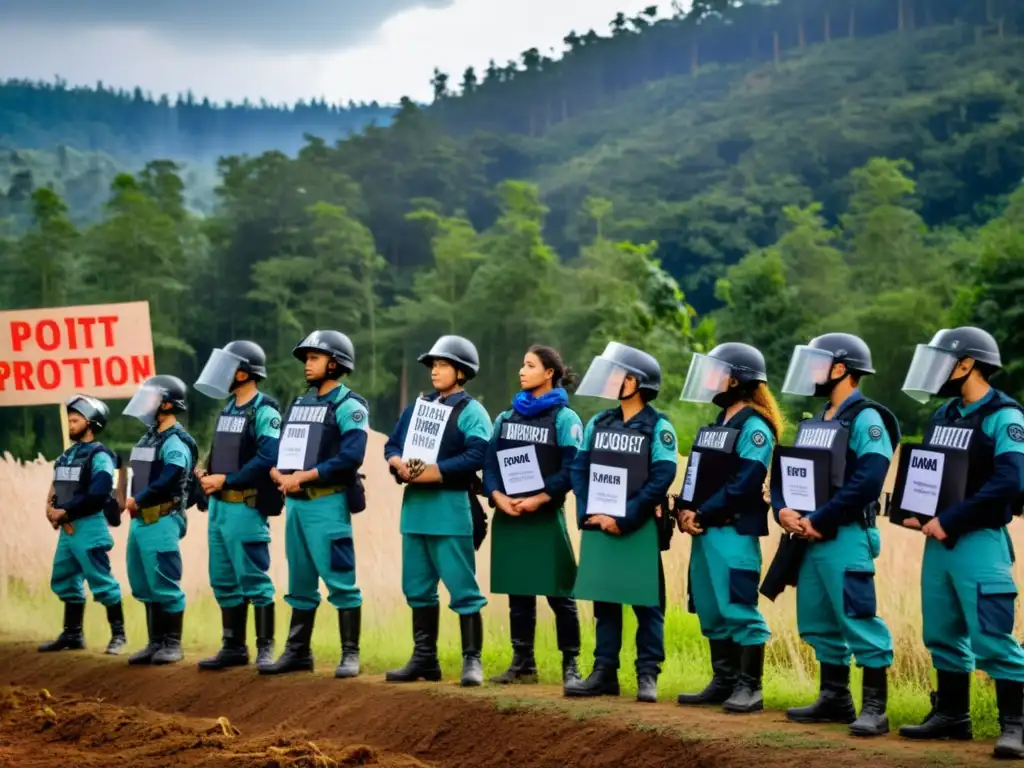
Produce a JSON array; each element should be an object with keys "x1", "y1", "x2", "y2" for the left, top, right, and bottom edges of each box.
[{"x1": 0, "y1": 643, "x2": 996, "y2": 767}]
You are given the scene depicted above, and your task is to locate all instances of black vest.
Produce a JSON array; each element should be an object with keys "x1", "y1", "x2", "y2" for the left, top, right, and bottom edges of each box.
[
  {"x1": 129, "y1": 425, "x2": 199, "y2": 514},
  {"x1": 927, "y1": 390, "x2": 1024, "y2": 521},
  {"x1": 209, "y1": 393, "x2": 281, "y2": 476},
  {"x1": 52, "y1": 441, "x2": 115, "y2": 514},
  {"x1": 682, "y1": 407, "x2": 759, "y2": 509},
  {"x1": 495, "y1": 405, "x2": 564, "y2": 502},
  {"x1": 402, "y1": 393, "x2": 474, "y2": 491},
  {"x1": 280, "y1": 388, "x2": 355, "y2": 474},
  {"x1": 587, "y1": 406, "x2": 658, "y2": 500}
]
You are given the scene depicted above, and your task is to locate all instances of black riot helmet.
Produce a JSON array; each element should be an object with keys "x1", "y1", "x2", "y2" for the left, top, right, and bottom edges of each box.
[
  {"x1": 292, "y1": 330, "x2": 355, "y2": 374},
  {"x1": 902, "y1": 326, "x2": 1002, "y2": 404},
  {"x1": 418, "y1": 335, "x2": 480, "y2": 381},
  {"x1": 66, "y1": 394, "x2": 110, "y2": 432},
  {"x1": 782, "y1": 332, "x2": 874, "y2": 398},
  {"x1": 577, "y1": 341, "x2": 662, "y2": 401},
  {"x1": 123, "y1": 374, "x2": 188, "y2": 427},
  {"x1": 680, "y1": 342, "x2": 767, "y2": 407},
  {"x1": 223, "y1": 340, "x2": 268, "y2": 380}
]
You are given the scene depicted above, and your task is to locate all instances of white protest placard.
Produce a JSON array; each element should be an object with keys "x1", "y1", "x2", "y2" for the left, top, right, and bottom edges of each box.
[
  {"x1": 402, "y1": 397, "x2": 454, "y2": 464},
  {"x1": 900, "y1": 448, "x2": 944, "y2": 518},
  {"x1": 587, "y1": 463, "x2": 628, "y2": 518},
  {"x1": 277, "y1": 423, "x2": 310, "y2": 471},
  {"x1": 681, "y1": 452, "x2": 701, "y2": 502},
  {"x1": 497, "y1": 444, "x2": 545, "y2": 495},
  {"x1": 780, "y1": 456, "x2": 817, "y2": 512}
]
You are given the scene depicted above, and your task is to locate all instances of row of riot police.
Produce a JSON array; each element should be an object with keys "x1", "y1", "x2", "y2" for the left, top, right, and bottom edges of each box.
[{"x1": 36, "y1": 324, "x2": 1024, "y2": 759}]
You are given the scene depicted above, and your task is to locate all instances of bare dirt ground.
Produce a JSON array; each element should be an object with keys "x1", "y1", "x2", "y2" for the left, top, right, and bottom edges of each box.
[{"x1": 0, "y1": 643, "x2": 999, "y2": 767}]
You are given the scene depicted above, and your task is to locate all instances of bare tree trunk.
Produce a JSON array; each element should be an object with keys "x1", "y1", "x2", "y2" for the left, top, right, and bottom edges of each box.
[
  {"x1": 799, "y1": 20, "x2": 806, "y2": 51},
  {"x1": 690, "y1": 39, "x2": 699, "y2": 76},
  {"x1": 898, "y1": 0, "x2": 905, "y2": 31},
  {"x1": 849, "y1": 2, "x2": 857, "y2": 38},
  {"x1": 773, "y1": 29, "x2": 780, "y2": 65},
  {"x1": 824, "y1": 12, "x2": 832, "y2": 41}
]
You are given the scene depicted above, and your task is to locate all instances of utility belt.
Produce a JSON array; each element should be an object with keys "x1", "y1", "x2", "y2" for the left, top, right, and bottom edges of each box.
[
  {"x1": 217, "y1": 488, "x2": 257, "y2": 505},
  {"x1": 131, "y1": 501, "x2": 175, "y2": 525},
  {"x1": 287, "y1": 485, "x2": 344, "y2": 501}
]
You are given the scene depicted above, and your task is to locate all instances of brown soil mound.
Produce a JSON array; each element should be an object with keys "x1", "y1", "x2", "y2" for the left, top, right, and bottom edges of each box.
[{"x1": 0, "y1": 644, "x2": 994, "y2": 767}]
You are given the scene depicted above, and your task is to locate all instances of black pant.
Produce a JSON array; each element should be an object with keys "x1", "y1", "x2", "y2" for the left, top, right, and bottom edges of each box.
[{"x1": 508, "y1": 594, "x2": 580, "y2": 655}]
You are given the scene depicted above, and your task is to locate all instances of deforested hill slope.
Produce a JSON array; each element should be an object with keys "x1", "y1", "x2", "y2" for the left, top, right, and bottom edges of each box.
[{"x1": 516, "y1": 25, "x2": 1024, "y2": 305}]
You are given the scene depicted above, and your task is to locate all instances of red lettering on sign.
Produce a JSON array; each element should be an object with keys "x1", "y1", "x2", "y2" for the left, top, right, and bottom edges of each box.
[
  {"x1": 105, "y1": 356, "x2": 128, "y2": 386},
  {"x1": 62, "y1": 358, "x2": 88, "y2": 388},
  {"x1": 91, "y1": 357, "x2": 104, "y2": 387},
  {"x1": 131, "y1": 355, "x2": 154, "y2": 382},
  {"x1": 10, "y1": 322, "x2": 30, "y2": 352},
  {"x1": 37, "y1": 319, "x2": 60, "y2": 351},
  {"x1": 38, "y1": 360, "x2": 60, "y2": 389},
  {"x1": 0, "y1": 362, "x2": 9, "y2": 390},
  {"x1": 79, "y1": 317, "x2": 96, "y2": 348},
  {"x1": 63, "y1": 318, "x2": 78, "y2": 350},
  {"x1": 13, "y1": 361, "x2": 33, "y2": 390},
  {"x1": 97, "y1": 316, "x2": 118, "y2": 348}
]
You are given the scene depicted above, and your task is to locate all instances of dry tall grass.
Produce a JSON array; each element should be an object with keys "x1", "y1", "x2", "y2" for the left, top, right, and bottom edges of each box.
[{"x1": 3, "y1": 433, "x2": 1023, "y2": 685}]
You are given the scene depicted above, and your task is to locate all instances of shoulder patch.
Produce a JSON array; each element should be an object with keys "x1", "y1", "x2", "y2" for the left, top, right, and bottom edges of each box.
[
  {"x1": 751, "y1": 430, "x2": 767, "y2": 447},
  {"x1": 165, "y1": 450, "x2": 185, "y2": 463},
  {"x1": 868, "y1": 425, "x2": 883, "y2": 441},
  {"x1": 660, "y1": 429, "x2": 676, "y2": 449},
  {"x1": 270, "y1": 416, "x2": 281, "y2": 430},
  {"x1": 571, "y1": 423, "x2": 584, "y2": 443},
  {"x1": 351, "y1": 409, "x2": 364, "y2": 423},
  {"x1": 1007, "y1": 424, "x2": 1024, "y2": 443}
]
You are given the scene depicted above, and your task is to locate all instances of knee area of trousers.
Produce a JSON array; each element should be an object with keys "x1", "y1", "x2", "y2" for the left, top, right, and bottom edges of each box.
[
  {"x1": 155, "y1": 550, "x2": 183, "y2": 582},
  {"x1": 241, "y1": 540, "x2": 272, "y2": 572},
  {"x1": 329, "y1": 537, "x2": 356, "y2": 572},
  {"x1": 842, "y1": 569, "x2": 878, "y2": 619},
  {"x1": 977, "y1": 580, "x2": 1017, "y2": 637}
]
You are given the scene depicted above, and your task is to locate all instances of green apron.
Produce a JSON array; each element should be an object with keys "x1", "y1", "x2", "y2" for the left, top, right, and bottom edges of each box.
[
  {"x1": 572, "y1": 516, "x2": 660, "y2": 607},
  {"x1": 490, "y1": 507, "x2": 577, "y2": 597}
]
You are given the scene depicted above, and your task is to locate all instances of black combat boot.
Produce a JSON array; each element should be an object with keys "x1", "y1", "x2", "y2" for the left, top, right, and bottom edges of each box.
[
  {"x1": 258, "y1": 609, "x2": 316, "y2": 675},
  {"x1": 994, "y1": 679, "x2": 1024, "y2": 759},
  {"x1": 38, "y1": 601, "x2": 86, "y2": 652},
  {"x1": 786, "y1": 663, "x2": 857, "y2": 724},
  {"x1": 151, "y1": 608, "x2": 184, "y2": 665},
  {"x1": 198, "y1": 604, "x2": 249, "y2": 670},
  {"x1": 386, "y1": 606, "x2": 443, "y2": 683},
  {"x1": 678, "y1": 639, "x2": 739, "y2": 706},
  {"x1": 562, "y1": 654, "x2": 582, "y2": 686},
  {"x1": 105, "y1": 601, "x2": 127, "y2": 655},
  {"x1": 723, "y1": 644, "x2": 764, "y2": 714},
  {"x1": 637, "y1": 672, "x2": 659, "y2": 703},
  {"x1": 564, "y1": 663, "x2": 620, "y2": 697},
  {"x1": 459, "y1": 612, "x2": 484, "y2": 687},
  {"x1": 898, "y1": 670, "x2": 972, "y2": 740},
  {"x1": 128, "y1": 603, "x2": 163, "y2": 665},
  {"x1": 254, "y1": 603, "x2": 275, "y2": 668},
  {"x1": 334, "y1": 607, "x2": 361, "y2": 679},
  {"x1": 491, "y1": 600, "x2": 538, "y2": 684},
  {"x1": 849, "y1": 667, "x2": 889, "y2": 737}
]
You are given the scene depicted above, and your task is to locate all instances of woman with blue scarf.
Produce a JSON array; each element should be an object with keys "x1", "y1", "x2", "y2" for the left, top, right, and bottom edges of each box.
[{"x1": 483, "y1": 345, "x2": 585, "y2": 689}]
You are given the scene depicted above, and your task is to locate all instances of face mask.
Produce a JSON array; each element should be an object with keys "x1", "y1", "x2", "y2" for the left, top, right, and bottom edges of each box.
[
  {"x1": 813, "y1": 368, "x2": 847, "y2": 398},
  {"x1": 938, "y1": 363, "x2": 971, "y2": 398}
]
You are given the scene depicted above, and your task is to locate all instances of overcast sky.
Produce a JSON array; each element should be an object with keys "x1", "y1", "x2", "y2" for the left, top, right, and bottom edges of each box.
[{"x1": 0, "y1": 1, "x2": 668, "y2": 105}]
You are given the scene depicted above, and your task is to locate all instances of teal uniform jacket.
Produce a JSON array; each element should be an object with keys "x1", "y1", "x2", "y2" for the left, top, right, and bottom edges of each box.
[
  {"x1": 771, "y1": 390, "x2": 895, "y2": 669},
  {"x1": 920, "y1": 388, "x2": 1024, "y2": 682},
  {"x1": 207, "y1": 391, "x2": 281, "y2": 609},
  {"x1": 127, "y1": 426, "x2": 194, "y2": 614},
  {"x1": 50, "y1": 442, "x2": 122, "y2": 606},
  {"x1": 384, "y1": 391, "x2": 492, "y2": 614},
  {"x1": 688, "y1": 410, "x2": 773, "y2": 647},
  {"x1": 282, "y1": 383, "x2": 368, "y2": 612}
]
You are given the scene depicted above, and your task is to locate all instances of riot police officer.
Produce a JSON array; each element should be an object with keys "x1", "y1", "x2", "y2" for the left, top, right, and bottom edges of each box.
[
  {"x1": 897, "y1": 327, "x2": 1024, "y2": 758},
  {"x1": 259, "y1": 331, "x2": 369, "y2": 679},
  {"x1": 384, "y1": 335, "x2": 492, "y2": 687},
  {"x1": 566, "y1": 342, "x2": 678, "y2": 703},
  {"x1": 39, "y1": 394, "x2": 126, "y2": 655},
  {"x1": 772, "y1": 333, "x2": 898, "y2": 737},
  {"x1": 675, "y1": 343, "x2": 783, "y2": 713},
  {"x1": 122, "y1": 375, "x2": 199, "y2": 666},
  {"x1": 193, "y1": 340, "x2": 282, "y2": 671},
  {"x1": 483, "y1": 344, "x2": 584, "y2": 688}
]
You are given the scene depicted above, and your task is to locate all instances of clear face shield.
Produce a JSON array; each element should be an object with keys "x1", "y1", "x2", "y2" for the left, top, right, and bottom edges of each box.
[
  {"x1": 679, "y1": 354, "x2": 733, "y2": 404},
  {"x1": 901, "y1": 344, "x2": 958, "y2": 404},
  {"x1": 194, "y1": 347, "x2": 245, "y2": 400},
  {"x1": 122, "y1": 384, "x2": 164, "y2": 426},
  {"x1": 781, "y1": 345, "x2": 836, "y2": 396}
]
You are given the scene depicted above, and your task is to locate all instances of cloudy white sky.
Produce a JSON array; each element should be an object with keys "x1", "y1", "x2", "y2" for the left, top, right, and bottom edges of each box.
[{"x1": 0, "y1": 1, "x2": 668, "y2": 105}]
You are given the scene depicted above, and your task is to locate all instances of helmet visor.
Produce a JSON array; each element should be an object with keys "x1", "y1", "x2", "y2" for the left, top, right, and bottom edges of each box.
[
  {"x1": 66, "y1": 394, "x2": 103, "y2": 423},
  {"x1": 194, "y1": 348, "x2": 244, "y2": 400},
  {"x1": 122, "y1": 383, "x2": 163, "y2": 426},
  {"x1": 781, "y1": 345, "x2": 836, "y2": 396},
  {"x1": 576, "y1": 356, "x2": 631, "y2": 399},
  {"x1": 679, "y1": 354, "x2": 732, "y2": 403},
  {"x1": 902, "y1": 344, "x2": 958, "y2": 404}
]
